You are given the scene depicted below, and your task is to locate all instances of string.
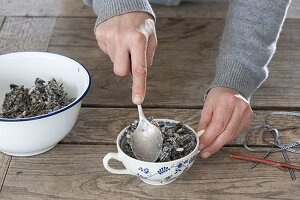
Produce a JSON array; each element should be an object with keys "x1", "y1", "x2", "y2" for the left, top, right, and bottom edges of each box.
[
  {"x1": 244, "y1": 111, "x2": 300, "y2": 154},
  {"x1": 243, "y1": 111, "x2": 300, "y2": 180}
]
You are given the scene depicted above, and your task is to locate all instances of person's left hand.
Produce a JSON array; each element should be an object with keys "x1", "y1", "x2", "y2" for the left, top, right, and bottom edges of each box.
[{"x1": 198, "y1": 87, "x2": 253, "y2": 158}]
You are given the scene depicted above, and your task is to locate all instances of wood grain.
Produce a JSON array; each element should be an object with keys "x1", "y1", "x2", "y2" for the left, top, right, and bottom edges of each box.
[
  {"x1": 0, "y1": 153, "x2": 11, "y2": 192},
  {"x1": 0, "y1": 0, "x2": 95, "y2": 17},
  {"x1": 64, "y1": 107, "x2": 203, "y2": 144},
  {"x1": 0, "y1": 1, "x2": 299, "y2": 199},
  {"x1": 1, "y1": 0, "x2": 300, "y2": 19},
  {"x1": 0, "y1": 0, "x2": 228, "y2": 18},
  {"x1": 64, "y1": 108, "x2": 300, "y2": 147},
  {"x1": 287, "y1": 0, "x2": 300, "y2": 19},
  {"x1": 0, "y1": 16, "x2": 55, "y2": 193},
  {"x1": 48, "y1": 17, "x2": 221, "y2": 107},
  {"x1": 0, "y1": 17, "x2": 56, "y2": 53},
  {"x1": 0, "y1": 145, "x2": 299, "y2": 200},
  {"x1": 49, "y1": 17, "x2": 300, "y2": 108},
  {"x1": 0, "y1": 17, "x2": 4, "y2": 28}
]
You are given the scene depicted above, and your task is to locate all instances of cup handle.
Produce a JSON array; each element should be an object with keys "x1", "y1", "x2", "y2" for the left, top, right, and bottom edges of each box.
[
  {"x1": 103, "y1": 152, "x2": 132, "y2": 175},
  {"x1": 196, "y1": 130, "x2": 205, "y2": 153},
  {"x1": 196, "y1": 129, "x2": 205, "y2": 138}
]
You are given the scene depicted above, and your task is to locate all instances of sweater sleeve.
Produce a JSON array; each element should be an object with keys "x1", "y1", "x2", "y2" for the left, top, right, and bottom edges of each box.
[
  {"x1": 208, "y1": 0, "x2": 291, "y2": 100},
  {"x1": 83, "y1": 0, "x2": 155, "y2": 30}
]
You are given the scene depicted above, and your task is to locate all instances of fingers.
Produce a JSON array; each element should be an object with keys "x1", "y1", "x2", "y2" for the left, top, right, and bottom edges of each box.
[
  {"x1": 130, "y1": 35, "x2": 148, "y2": 104},
  {"x1": 146, "y1": 34, "x2": 157, "y2": 67},
  {"x1": 198, "y1": 103, "x2": 212, "y2": 150},
  {"x1": 97, "y1": 40, "x2": 108, "y2": 55},
  {"x1": 198, "y1": 102, "x2": 213, "y2": 131},
  {"x1": 130, "y1": 19, "x2": 156, "y2": 104},
  {"x1": 200, "y1": 108, "x2": 243, "y2": 158},
  {"x1": 199, "y1": 101, "x2": 234, "y2": 149},
  {"x1": 95, "y1": 13, "x2": 157, "y2": 105},
  {"x1": 106, "y1": 44, "x2": 132, "y2": 77},
  {"x1": 197, "y1": 87, "x2": 253, "y2": 159},
  {"x1": 113, "y1": 49, "x2": 131, "y2": 76},
  {"x1": 200, "y1": 102, "x2": 253, "y2": 159},
  {"x1": 106, "y1": 44, "x2": 115, "y2": 63}
]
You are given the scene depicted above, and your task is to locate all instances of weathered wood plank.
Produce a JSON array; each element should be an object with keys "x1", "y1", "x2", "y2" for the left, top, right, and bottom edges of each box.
[
  {"x1": 0, "y1": 0, "x2": 95, "y2": 17},
  {"x1": 287, "y1": 0, "x2": 300, "y2": 19},
  {"x1": 49, "y1": 17, "x2": 96, "y2": 48},
  {"x1": 1, "y1": 0, "x2": 299, "y2": 19},
  {"x1": 0, "y1": 17, "x2": 4, "y2": 28},
  {"x1": 0, "y1": 0, "x2": 228, "y2": 18},
  {"x1": 49, "y1": 17, "x2": 300, "y2": 51},
  {"x1": 64, "y1": 108, "x2": 300, "y2": 147},
  {"x1": 49, "y1": 17, "x2": 300, "y2": 108},
  {"x1": 0, "y1": 145, "x2": 299, "y2": 200},
  {"x1": 48, "y1": 17, "x2": 221, "y2": 107},
  {"x1": 64, "y1": 107, "x2": 203, "y2": 144},
  {"x1": 0, "y1": 153, "x2": 11, "y2": 192},
  {"x1": 0, "y1": 17, "x2": 56, "y2": 53},
  {"x1": 0, "y1": 16, "x2": 56, "y2": 192}
]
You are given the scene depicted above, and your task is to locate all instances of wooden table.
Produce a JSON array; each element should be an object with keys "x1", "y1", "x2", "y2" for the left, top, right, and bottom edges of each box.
[{"x1": 1, "y1": 1, "x2": 300, "y2": 199}]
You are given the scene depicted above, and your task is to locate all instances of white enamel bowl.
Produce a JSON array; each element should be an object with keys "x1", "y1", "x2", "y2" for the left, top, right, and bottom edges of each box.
[{"x1": 0, "y1": 52, "x2": 91, "y2": 156}]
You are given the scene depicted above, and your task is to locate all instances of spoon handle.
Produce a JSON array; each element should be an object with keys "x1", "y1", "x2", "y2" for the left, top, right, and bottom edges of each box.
[{"x1": 137, "y1": 104, "x2": 146, "y2": 119}]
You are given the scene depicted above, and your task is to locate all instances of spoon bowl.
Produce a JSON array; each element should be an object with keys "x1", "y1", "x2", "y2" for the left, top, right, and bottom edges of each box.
[{"x1": 130, "y1": 105, "x2": 163, "y2": 162}]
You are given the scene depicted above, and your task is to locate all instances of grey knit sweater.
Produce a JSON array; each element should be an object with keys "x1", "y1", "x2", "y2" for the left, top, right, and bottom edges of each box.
[{"x1": 84, "y1": 0, "x2": 291, "y2": 100}]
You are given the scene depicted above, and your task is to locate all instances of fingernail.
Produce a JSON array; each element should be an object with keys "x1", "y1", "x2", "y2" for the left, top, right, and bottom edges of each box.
[
  {"x1": 199, "y1": 144, "x2": 205, "y2": 151},
  {"x1": 133, "y1": 95, "x2": 143, "y2": 104},
  {"x1": 201, "y1": 152, "x2": 210, "y2": 159}
]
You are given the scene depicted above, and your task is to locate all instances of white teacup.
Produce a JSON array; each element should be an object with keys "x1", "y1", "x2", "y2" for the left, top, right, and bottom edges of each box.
[{"x1": 103, "y1": 119, "x2": 203, "y2": 185}]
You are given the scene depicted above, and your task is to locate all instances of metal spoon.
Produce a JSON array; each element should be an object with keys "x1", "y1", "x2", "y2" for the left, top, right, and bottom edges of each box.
[{"x1": 130, "y1": 105, "x2": 163, "y2": 162}]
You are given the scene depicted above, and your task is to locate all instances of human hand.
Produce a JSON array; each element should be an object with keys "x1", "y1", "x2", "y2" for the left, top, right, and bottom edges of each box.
[
  {"x1": 198, "y1": 87, "x2": 253, "y2": 158},
  {"x1": 95, "y1": 12, "x2": 157, "y2": 104}
]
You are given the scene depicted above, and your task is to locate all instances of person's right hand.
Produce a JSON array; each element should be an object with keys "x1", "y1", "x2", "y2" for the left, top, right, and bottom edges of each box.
[
  {"x1": 95, "y1": 12, "x2": 157, "y2": 105},
  {"x1": 198, "y1": 87, "x2": 253, "y2": 158}
]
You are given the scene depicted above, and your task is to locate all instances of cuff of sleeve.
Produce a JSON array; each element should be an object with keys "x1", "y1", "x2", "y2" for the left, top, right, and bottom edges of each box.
[
  {"x1": 93, "y1": 0, "x2": 156, "y2": 31},
  {"x1": 206, "y1": 58, "x2": 268, "y2": 100}
]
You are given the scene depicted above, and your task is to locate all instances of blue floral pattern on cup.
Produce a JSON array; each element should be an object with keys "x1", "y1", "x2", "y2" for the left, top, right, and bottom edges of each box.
[
  {"x1": 135, "y1": 155, "x2": 197, "y2": 182},
  {"x1": 158, "y1": 167, "x2": 170, "y2": 175}
]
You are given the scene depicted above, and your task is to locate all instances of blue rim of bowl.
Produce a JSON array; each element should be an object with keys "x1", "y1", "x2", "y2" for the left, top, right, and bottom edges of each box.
[{"x1": 0, "y1": 52, "x2": 92, "y2": 122}]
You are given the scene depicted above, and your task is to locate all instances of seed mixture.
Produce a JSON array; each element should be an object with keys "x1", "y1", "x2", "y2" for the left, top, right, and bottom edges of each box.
[
  {"x1": 0, "y1": 78, "x2": 75, "y2": 119},
  {"x1": 121, "y1": 118, "x2": 197, "y2": 162}
]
